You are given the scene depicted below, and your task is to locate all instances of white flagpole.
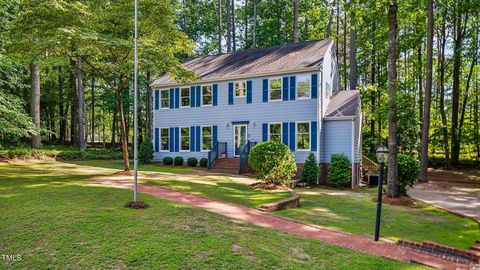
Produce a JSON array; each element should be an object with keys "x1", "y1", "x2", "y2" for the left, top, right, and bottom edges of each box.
[{"x1": 133, "y1": 0, "x2": 138, "y2": 202}]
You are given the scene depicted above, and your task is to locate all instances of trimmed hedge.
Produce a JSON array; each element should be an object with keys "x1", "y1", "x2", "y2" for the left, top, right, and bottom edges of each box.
[
  {"x1": 187, "y1": 157, "x2": 198, "y2": 167},
  {"x1": 397, "y1": 153, "x2": 419, "y2": 194},
  {"x1": 248, "y1": 141, "x2": 296, "y2": 184},
  {"x1": 327, "y1": 153, "x2": 351, "y2": 187},
  {"x1": 174, "y1": 156, "x2": 184, "y2": 166},
  {"x1": 139, "y1": 139, "x2": 154, "y2": 164},
  {"x1": 162, "y1": 156, "x2": 173, "y2": 165},
  {"x1": 199, "y1": 158, "x2": 208, "y2": 168},
  {"x1": 302, "y1": 152, "x2": 320, "y2": 184}
]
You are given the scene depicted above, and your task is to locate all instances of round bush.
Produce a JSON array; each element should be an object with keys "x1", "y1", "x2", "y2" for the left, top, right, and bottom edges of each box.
[
  {"x1": 248, "y1": 141, "x2": 296, "y2": 184},
  {"x1": 397, "y1": 153, "x2": 419, "y2": 194},
  {"x1": 327, "y1": 153, "x2": 351, "y2": 187},
  {"x1": 162, "y1": 156, "x2": 173, "y2": 165},
  {"x1": 174, "y1": 156, "x2": 184, "y2": 166},
  {"x1": 199, "y1": 158, "x2": 208, "y2": 168},
  {"x1": 302, "y1": 152, "x2": 320, "y2": 184},
  {"x1": 187, "y1": 157, "x2": 198, "y2": 167},
  {"x1": 139, "y1": 139, "x2": 154, "y2": 164}
]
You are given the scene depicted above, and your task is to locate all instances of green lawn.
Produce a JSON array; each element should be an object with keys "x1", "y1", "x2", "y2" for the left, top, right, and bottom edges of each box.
[
  {"x1": 274, "y1": 187, "x2": 480, "y2": 249},
  {"x1": 0, "y1": 161, "x2": 423, "y2": 269}
]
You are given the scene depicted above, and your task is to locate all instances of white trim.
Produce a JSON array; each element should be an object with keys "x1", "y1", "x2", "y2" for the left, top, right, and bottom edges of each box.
[
  {"x1": 159, "y1": 127, "x2": 170, "y2": 152},
  {"x1": 323, "y1": 116, "x2": 356, "y2": 120},
  {"x1": 151, "y1": 66, "x2": 323, "y2": 88},
  {"x1": 232, "y1": 124, "x2": 248, "y2": 157},
  {"x1": 200, "y1": 84, "x2": 213, "y2": 107},
  {"x1": 200, "y1": 125, "x2": 213, "y2": 152},
  {"x1": 179, "y1": 87, "x2": 191, "y2": 108},
  {"x1": 159, "y1": 89, "x2": 170, "y2": 110},
  {"x1": 179, "y1": 126, "x2": 190, "y2": 152},
  {"x1": 234, "y1": 81, "x2": 247, "y2": 98},
  {"x1": 296, "y1": 74, "x2": 311, "y2": 100},
  {"x1": 268, "y1": 77, "x2": 283, "y2": 102},
  {"x1": 295, "y1": 121, "x2": 311, "y2": 151},
  {"x1": 268, "y1": 122, "x2": 282, "y2": 142}
]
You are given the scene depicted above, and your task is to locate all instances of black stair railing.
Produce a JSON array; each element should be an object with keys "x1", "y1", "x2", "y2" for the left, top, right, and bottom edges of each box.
[
  {"x1": 238, "y1": 140, "x2": 257, "y2": 175},
  {"x1": 208, "y1": 141, "x2": 227, "y2": 170}
]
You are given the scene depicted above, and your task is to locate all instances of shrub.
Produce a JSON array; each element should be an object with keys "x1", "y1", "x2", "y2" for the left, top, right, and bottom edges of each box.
[
  {"x1": 174, "y1": 156, "x2": 184, "y2": 166},
  {"x1": 162, "y1": 156, "x2": 173, "y2": 165},
  {"x1": 248, "y1": 141, "x2": 296, "y2": 184},
  {"x1": 139, "y1": 139, "x2": 154, "y2": 164},
  {"x1": 397, "y1": 153, "x2": 419, "y2": 194},
  {"x1": 327, "y1": 153, "x2": 351, "y2": 187},
  {"x1": 199, "y1": 158, "x2": 208, "y2": 168},
  {"x1": 187, "y1": 157, "x2": 198, "y2": 167},
  {"x1": 302, "y1": 153, "x2": 320, "y2": 184}
]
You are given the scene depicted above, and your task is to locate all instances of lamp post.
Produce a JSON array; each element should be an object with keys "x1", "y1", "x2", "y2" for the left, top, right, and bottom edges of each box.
[
  {"x1": 133, "y1": 0, "x2": 138, "y2": 202},
  {"x1": 374, "y1": 145, "x2": 388, "y2": 241}
]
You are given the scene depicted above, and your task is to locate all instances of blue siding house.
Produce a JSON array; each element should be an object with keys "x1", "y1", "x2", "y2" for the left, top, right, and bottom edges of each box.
[{"x1": 151, "y1": 38, "x2": 362, "y2": 187}]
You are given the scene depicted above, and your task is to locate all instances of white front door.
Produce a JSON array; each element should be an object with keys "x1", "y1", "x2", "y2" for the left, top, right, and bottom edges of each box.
[{"x1": 233, "y1": 124, "x2": 248, "y2": 156}]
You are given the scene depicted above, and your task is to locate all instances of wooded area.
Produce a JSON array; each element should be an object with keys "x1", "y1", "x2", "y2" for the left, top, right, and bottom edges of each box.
[{"x1": 0, "y1": 0, "x2": 479, "y2": 197}]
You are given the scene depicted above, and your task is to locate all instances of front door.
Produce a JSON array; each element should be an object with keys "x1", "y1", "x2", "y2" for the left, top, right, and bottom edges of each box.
[{"x1": 233, "y1": 124, "x2": 248, "y2": 156}]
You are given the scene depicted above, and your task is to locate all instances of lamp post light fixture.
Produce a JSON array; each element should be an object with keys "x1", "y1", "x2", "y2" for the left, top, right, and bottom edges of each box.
[{"x1": 374, "y1": 145, "x2": 388, "y2": 241}]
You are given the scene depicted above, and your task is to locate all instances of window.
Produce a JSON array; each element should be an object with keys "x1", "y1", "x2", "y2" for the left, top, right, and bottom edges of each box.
[
  {"x1": 297, "y1": 75, "x2": 311, "y2": 99},
  {"x1": 180, "y1": 87, "x2": 190, "y2": 107},
  {"x1": 160, "y1": 128, "x2": 169, "y2": 151},
  {"x1": 160, "y1": 90, "x2": 169, "y2": 108},
  {"x1": 202, "y1": 85, "x2": 212, "y2": 106},
  {"x1": 235, "y1": 81, "x2": 246, "y2": 97},
  {"x1": 201, "y1": 126, "x2": 212, "y2": 151},
  {"x1": 269, "y1": 78, "x2": 282, "y2": 101},
  {"x1": 269, "y1": 123, "x2": 281, "y2": 142},
  {"x1": 180, "y1": 127, "x2": 190, "y2": 151},
  {"x1": 297, "y1": 122, "x2": 310, "y2": 150}
]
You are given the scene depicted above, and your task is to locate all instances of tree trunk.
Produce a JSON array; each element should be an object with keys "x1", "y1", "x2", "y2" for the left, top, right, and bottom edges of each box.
[
  {"x1": 370, "y1": 50, "x2": 375, "y2": 153},
  {"x1": 343, "y1": 9, "x2": 347, "y2": 91},
  {"x1": 111, "y1": 107, "x2": 117, "y2": 147},
  {"x1": 91, "y1": 73, "x2": 95, "y2": 145},
  {"x1": 226, "y1": 0, "x2": 231, "y2": 52},
  {"x1": 218, "y1": 0, "x2": 222, "y2": 53},
  {"x1": 438, "y1": 6, "x2": 450, "y2": 168},
  {"x1": 349, "y1": 19, "x2": 357, "y2": 90},
  {"x1": 76, "y1": 55, "x2": 86, "y2": 151},
  {"x1": 451, "y1": 12, "x2": 463, "y2": 165},
  {"x1": 326, "y1": 0, "x2": 335, "y2": 38},
  {"x1": 387, "y1": 0, "x2": 399, "y2": 198},
  {"x1": 336, "y1": 0, "x2": 340, "y2": 61},
  {"x1": 417, "y1": 45, "x2": 423, "y2": 129},
  {"x1": 146, "y1": 71, "x2": 153, "y2": 141},
  {"x1": 244, "y1": 0, "x2": 248, "y2": 49},
  {"x1": 59, "y1": 66, "x2": 66, "y2": 145},
  {"x1": 419, "y1": 0, "x2": 434, "y2": 182},
  {"x1": 232, "y1": 0, "x2": 236, "y2": 51},
  {"x1": 116, "y1": 89, "x2": 130, "y2": 171},
  {"x1": 293, "y1": 0, "x2": 299, "y2": 43},
  {"x1": 474, "y1": 76, "x2": 479, "y2": 160},
  {"x1": 252, "y1": 0, "x2": 257, "y2": 48},
  {"x1": 30, "y1": 63, "x2": 41, "y2": 149}
]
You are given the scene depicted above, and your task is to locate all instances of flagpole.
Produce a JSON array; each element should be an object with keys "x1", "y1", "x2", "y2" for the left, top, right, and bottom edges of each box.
[{"x1": 133, "y1": 0, "x2": 138, "y2": 202}]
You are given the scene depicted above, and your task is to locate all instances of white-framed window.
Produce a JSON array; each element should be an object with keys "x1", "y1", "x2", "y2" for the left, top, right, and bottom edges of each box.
[
  {"x1": 235, "y1": 81, "x2": 246, "y2": 97},
  {"x1": 269, "y1": 123, "x2": 282, "y2": 142},
  {"x1": 201, "y1": 126, "x2": 212, "y2": 151},
  {"x1": 296, "y1": 122, "x2": 310, "y2": 150},
  {"x1": 269, "y1": 78, "x2": 282, "y2": 101},
  {"x1": 160, "y1": 89, "x2": 169, "y2": 109},
  {"x1": 297, "y1": 75, "x2": 311, "y2": 99},
  {"x1": 180, "y1": 87, "x2": 190, "y2": 107},
  {"x1": 180, "y1": 127, "x2": 190, "y2": 151},
  {"x1": 202, "y1": 85, "x2": 212, "y2": 106},
  {"x1": 160, "y1": 128, "x2": 169, "y2": 151}
]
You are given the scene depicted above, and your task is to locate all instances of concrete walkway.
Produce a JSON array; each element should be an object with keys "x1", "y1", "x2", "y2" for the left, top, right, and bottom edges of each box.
[{"x1": 92, "y1": 176, "x2": 473, "y2": 270}]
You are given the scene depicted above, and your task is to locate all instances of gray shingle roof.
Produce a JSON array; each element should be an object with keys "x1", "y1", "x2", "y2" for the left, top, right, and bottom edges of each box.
[
  {"x1": 325, "y1": 90, "x2": 360, "y2": 118},
  {"x1": 152, "y1": 38, "x2": 333, "y2": 88}
]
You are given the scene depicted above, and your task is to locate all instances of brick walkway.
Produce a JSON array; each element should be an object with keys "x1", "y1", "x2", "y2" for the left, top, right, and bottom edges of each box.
[{"x1": 92, "y1": 177, "x2": 474, "y2": 270}]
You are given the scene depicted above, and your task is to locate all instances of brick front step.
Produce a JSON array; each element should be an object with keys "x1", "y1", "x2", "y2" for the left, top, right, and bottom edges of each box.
[
  {"x1": 209, "y1": 169, "x2": 238, "y2": 174},
  {"x1": 397, "y1": 239, "x2": 480, "y2": 264},
  {"x1": 209, "y1": 158, "x2": 240, "y2": 174}
]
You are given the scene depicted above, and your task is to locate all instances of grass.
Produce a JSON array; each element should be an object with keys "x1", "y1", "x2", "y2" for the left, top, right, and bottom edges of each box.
[
  {"x1": 0, "y1": 145, "x2": 124, "y2": 160},
  {"x1": 274, "y1": 187, "x2": 480, "y2": 249},
  {"x1": 0, "y1": 160, "x2": 424, "y2": 269},
  {"x1": 68, "y1": 159, "x2": 197, "y2": 174}
]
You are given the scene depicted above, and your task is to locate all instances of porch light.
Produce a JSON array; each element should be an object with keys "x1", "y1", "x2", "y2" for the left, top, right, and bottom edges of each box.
[{"x1": 376, "y1": 146, "x2": 388, "y2": 164}]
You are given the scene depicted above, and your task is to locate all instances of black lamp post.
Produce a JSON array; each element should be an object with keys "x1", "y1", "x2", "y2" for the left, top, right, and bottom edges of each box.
[{"x1": 374, "y1": 146, "x2": 388, "y2": 241}]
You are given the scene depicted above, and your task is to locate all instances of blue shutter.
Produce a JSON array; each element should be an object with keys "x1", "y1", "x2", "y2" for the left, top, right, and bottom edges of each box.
[
  {"x1": 195, "y1": 126, "x2": 201, "y2": 152},
  {"x1": 190, "y1": 126, "x2": 196, "y2": 152},
  {"x1": 213, "y1": 84, "x2": 218, "y2": 106},
  {"x1": 311, "y1": 121, "x2": 317, "y2": 151},
  {"x1": 154, "y1": 128, "x2": 159, "y2": 152},
  {"x1": 169, "y1": 88, "x2": 174, "y2": 109},
  {"x1": 169, "y1": 127, "x2": 174, "y2": 152},
  {"x1": 289, "y1": 122, "x2": 295, "y2": 151},
  {"x1": 282, "y1": 122, "x2": 289, "y2": 145},
  {"x1": 155, "y1": 90, "x2": 159, "y2": 110},
  {"x1": 213, "y1": 125, "x2": 218, "y2": 146},
  {"x1": 190, "y1": 86, "x2": 196, "y2": 107},
  {"x1": 311, "y1": 74, "x2": 318, "y2": 99},
  {"x1": 262, "y1": 123, "x2": 268, "y2": 142},
  {"x1": 282, "y1": 77, "x2": 289, "y2": 101},
  {"x1": 196, "y1": 86, "x2": 201, "y2": 107},
  {"x1": 246, "y1": 80, "x2": 252, "y2": 104},
  {"x1": 228, "y1": 82, "x2": 234, "y2": 105},
  {"x1": 289, "y1": 76, "x2": 296, "y2": 101},
  {"x1": 174, "y1": 127, "x2": 179, "y2": 152},
  {"x1": 175, "y1": 88, "x2": 180, "y2": 108},
  {"x1": 262, "y1": 79, "x2": 268, "y2": 102}
]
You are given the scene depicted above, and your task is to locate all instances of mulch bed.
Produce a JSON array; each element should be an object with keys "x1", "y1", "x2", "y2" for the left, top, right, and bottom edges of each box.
[
  {"x1": 124, "y1": 201, "x2": 150, "y2": 209},
  {"x1": 372, "y1": 194, "x2": 416, "y2": 206},
  {"x1": 249, "y1": 182, "x2": 289, "y2": 190}
]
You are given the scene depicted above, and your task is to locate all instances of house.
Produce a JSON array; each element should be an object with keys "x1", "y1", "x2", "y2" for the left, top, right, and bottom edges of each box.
[{"x1": 151, "y1": 38, "x2": 362, "y2": 187}]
